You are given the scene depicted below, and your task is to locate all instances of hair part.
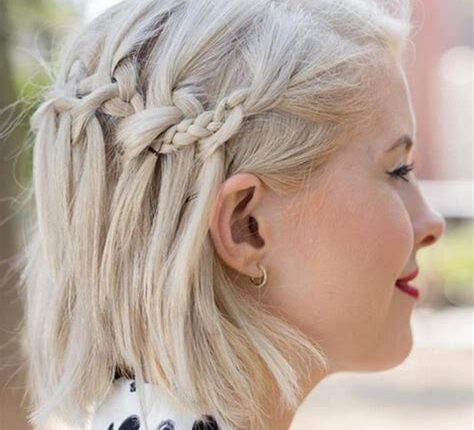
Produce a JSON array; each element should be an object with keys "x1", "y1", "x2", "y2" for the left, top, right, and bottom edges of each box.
[{"x1": 18, "y1": 0, "x2": 413, "y2": 429}]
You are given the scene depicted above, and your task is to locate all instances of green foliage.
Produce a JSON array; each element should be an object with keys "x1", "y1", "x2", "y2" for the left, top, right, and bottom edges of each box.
[
  {"x1": 418, "y1": 220, "x2": 474, "y2": 305},
  {"x1": 1, "y1": 0, "x2": 80, "y2": 188},
  {"x1": 7, "y1": 0, "x2": 79, "y2": 93},
  {"x1": 9, "y1": 0, "x2": 78, "y2": 33}
]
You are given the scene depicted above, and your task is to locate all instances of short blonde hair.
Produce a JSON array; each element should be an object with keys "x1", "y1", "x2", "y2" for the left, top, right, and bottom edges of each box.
[{"x1": 19, "y1": 0, "x2": 412, "y2": 429}]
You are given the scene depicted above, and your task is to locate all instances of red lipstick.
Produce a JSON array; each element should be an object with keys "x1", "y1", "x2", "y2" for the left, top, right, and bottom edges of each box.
[{"x1": 395, "y1": 269, "x2": 419, "y2": 299}]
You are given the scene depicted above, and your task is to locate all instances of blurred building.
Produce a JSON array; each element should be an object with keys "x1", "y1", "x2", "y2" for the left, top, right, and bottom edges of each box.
[{"x1": 406, "y1": 0, "x2": 473, "y2": 218}]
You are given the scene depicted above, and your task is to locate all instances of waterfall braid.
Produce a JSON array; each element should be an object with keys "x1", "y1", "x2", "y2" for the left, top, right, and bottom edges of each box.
[{"x1": 18, "y1": 0, "x2": 413, "y2": 429}]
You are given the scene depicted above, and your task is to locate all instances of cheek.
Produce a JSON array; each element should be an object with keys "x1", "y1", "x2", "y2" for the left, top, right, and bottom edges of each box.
[
  {"x1": 261, "y1": 174, "x2": 414, "y2": 365},
  {"x1": 355, "y1": 185, "x2": 414, "y2": 285},
  {"x1": 304, "y1": 177, "x2": 413, "y2": 304}
]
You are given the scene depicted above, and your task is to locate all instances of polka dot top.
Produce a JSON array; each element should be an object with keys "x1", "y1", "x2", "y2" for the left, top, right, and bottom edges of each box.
[{"x1": 89, "y1": 377, "x2": 223, "y2": 430}]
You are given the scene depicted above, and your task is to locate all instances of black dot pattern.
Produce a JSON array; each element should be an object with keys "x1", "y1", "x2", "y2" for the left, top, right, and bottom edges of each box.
[
  {"x1": 192, "y1": 415, "x2": 220, "y2": 430},
  {"x1": 157, "y1": 419, "x2": 176, "y2": 430},
  {"x1": 98, "y1": 377, "x2": 221, "y2": 430},
  {"x1": 108, "y1": 415, "x2": 140, "y2": 430}
]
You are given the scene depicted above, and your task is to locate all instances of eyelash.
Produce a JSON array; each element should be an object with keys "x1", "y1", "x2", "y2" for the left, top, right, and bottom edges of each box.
[{"x1": 387, "y1": 161, "x2": 415, "y2": 182}]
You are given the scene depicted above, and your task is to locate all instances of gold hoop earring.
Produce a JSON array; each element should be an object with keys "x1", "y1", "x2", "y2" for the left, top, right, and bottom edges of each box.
[{"x1": 249, "y1": 263, "x2": 267, "y2": 289}]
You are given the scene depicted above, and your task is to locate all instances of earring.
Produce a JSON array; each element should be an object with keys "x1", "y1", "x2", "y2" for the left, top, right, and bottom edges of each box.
[{"x1": 249, "y1": 263, "x2": 267, "y2": 289}]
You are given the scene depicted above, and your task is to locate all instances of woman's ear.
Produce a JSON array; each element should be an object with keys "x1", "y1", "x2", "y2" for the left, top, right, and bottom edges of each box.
[{"x1": 209, "y1": 172, "x2": 268, "y2": 279}]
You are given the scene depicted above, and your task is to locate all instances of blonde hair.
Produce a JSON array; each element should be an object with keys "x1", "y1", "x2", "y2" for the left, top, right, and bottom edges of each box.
[{"x1": 18, "y1": 0, "x2": 412, "y2": 429}]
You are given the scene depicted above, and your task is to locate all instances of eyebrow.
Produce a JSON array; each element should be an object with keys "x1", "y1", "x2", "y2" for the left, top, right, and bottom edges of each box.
[{"x1": 385, "y1": 134, "x2": 414, "y2": 153}]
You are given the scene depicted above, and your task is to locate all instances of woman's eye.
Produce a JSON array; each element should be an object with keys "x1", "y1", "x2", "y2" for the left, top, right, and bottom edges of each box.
[{"x1": 386, "y1": 161, "x2": 415, "y2": 182}]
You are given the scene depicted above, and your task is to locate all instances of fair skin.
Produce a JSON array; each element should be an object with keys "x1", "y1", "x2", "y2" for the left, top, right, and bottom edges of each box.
[{"x1": 209, "y1": 63, "x2": 446, "y2": 429}]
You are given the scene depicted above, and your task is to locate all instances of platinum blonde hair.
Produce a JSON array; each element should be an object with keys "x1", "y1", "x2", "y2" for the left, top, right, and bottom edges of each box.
[{"x1": 19, "y1": 0, "x2": 412, "y2": 428}]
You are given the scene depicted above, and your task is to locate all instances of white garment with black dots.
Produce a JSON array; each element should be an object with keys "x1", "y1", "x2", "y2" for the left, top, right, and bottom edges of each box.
[{"x1": 89, "y1": 377, "x2": 223, "y2": 430}]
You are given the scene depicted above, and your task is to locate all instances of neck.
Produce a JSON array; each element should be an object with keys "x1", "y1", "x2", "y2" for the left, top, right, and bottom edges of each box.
[{"x1": 257, "y1": 360, "x2": 328, "y2": 430}]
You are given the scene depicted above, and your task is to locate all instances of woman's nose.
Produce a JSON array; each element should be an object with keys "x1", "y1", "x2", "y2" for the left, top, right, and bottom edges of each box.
[{"x1": 414, "y1": 204, "x2": 446, "y2": 250}]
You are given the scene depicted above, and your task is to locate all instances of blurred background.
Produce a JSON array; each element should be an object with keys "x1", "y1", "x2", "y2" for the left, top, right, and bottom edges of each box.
[{"x1": 0, "y1": 0, "x2": 472, "y2": 429}]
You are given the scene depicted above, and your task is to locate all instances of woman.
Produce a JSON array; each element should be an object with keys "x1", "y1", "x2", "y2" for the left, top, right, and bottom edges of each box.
[{"x1": 21, "y1": 0, "x2": 445, "y2": 429}]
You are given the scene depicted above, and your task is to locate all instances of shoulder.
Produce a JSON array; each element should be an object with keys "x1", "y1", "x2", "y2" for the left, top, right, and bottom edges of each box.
[{"x1": 89, "y1": 377, "x2": 221, "y2": 430}]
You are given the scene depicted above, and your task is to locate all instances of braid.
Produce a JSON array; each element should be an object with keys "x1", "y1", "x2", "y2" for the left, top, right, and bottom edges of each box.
[
  {"x1": 31, "y1": 58, "x2": 145, "y2": 143},
  {"x1": 32, "y1": 57, "x2": 250, "y2": 166},
  {"x1": 150, "y1": 87, "x2": 249, "y2": 162}
]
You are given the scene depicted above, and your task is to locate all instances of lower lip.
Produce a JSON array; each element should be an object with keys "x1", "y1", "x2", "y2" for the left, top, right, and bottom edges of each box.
[{"x1": 395, "y1": 282, "x2": 419, "y2": 299}]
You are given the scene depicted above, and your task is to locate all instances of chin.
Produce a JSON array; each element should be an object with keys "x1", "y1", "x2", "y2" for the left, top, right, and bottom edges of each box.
[
  {"x1": 343, "y1": 328, "x2": 415, "y2": 373},
  {"x1": 370, "y1": 328, "x2": 415, "y2": 372}
]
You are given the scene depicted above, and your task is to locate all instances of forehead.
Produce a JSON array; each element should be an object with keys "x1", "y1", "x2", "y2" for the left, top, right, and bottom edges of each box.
[
  {"x1": 370, "y1": 63, "x2": 416, "y2": 139},
  {"x1": 332, "y1": 64, "x2": 417, "y2": 163}
]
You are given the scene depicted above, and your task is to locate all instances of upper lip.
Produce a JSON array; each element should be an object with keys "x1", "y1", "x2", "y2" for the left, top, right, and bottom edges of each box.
[{"x1": 396, "y1": 268, "x2": 419, "y2": 284}]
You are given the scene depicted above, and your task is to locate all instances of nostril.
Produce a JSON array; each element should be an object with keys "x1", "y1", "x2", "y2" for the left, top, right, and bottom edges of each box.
[{"x1": 422, "y1": 234, "x2": 436, "y2": 246}]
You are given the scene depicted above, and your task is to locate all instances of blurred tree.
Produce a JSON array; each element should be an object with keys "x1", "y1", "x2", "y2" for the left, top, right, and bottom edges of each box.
[
  {"x1": 0, "y1": 2, "x2": 78, "y2": 429},
  {"x1": 0, "y1": 3, "x2": 32, "y2": 428},
  {"x1": 0, "y1": 3, "x2": 32, "y2": 430},
  {"x1": 6, "y1": 0, "x2": 78, "y2": 186},
  {"x1": 0, "y1": 0, "x2": 17, "y2": 220},
  {"x1": 9, "y1": 0, "x2": 78, "y2": 62}
]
